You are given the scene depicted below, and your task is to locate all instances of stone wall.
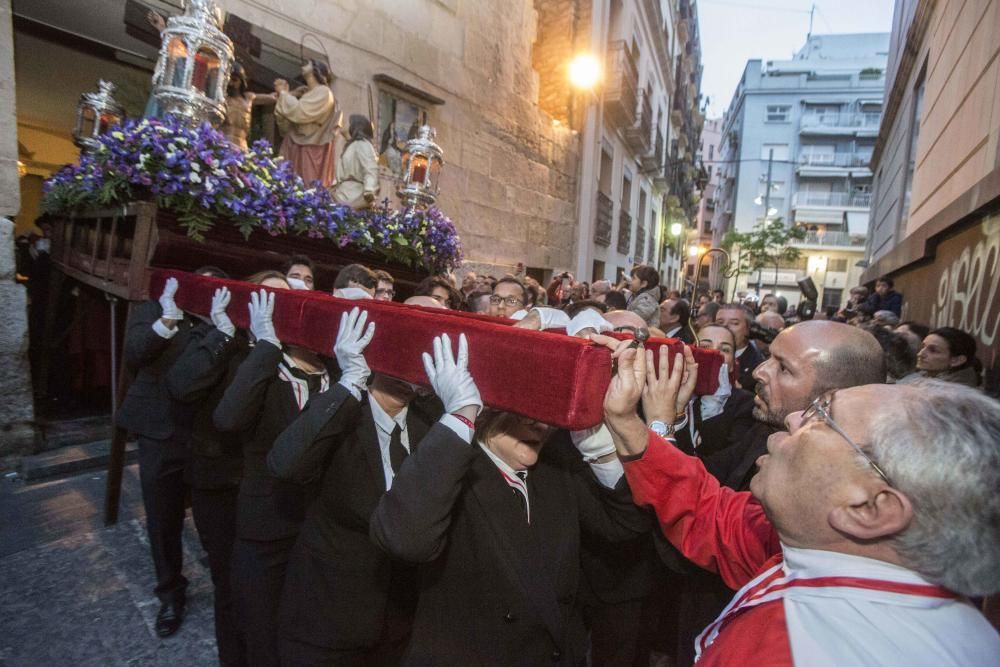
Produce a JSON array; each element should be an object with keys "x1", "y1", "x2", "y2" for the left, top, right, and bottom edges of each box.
[
  {"x1": 0, "y1": 0, "x2": 35, "y2": 454},
  {"x1": 225, "y1": 0, "x2": 582, "y2": 278}
]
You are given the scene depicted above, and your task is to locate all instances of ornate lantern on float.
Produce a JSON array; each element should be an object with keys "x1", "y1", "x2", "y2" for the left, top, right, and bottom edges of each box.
[
  {"x1": 73, "y1": 80, "x2": 125, "y2": 153},
  {"x1": 397, "y1": 125, "x2": 444, "y2": 209},
  {"x1": 150, "y1": 0, "x2": 233, "y2": 126}
]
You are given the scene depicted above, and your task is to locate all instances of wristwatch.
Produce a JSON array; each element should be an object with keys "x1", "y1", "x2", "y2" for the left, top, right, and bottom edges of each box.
[{"x1": 649, "y1": 420, "x2": 674, "y2": 437}]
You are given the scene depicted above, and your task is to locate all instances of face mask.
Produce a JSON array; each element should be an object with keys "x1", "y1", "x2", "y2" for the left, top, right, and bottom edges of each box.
[{"x1": 286, "y1": 277, "x2": 308, "y2": 290}]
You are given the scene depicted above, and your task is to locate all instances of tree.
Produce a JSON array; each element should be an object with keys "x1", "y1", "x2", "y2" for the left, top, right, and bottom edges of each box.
[{"x1": 721, "y1": 218, "x2": 807, "y2": 297}]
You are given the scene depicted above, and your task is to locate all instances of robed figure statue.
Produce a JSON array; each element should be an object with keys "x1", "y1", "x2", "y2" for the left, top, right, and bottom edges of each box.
[
  {"x1": 274, "y1": 60, "x2": 340, "y2": 187},
  {"x1": 332, "y1": 115, "x2": 379, "y2": 209}
]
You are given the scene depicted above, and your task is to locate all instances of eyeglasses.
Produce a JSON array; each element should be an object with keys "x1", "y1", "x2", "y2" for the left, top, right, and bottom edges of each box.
[
  {"x1": 801, "y1": 391, "x2": 890, "y2": 485},
  {"x1": 375, "y1": 288, "x2": 395, "y2": 298},
  {"x1": 489, "y1": 295, "x2": 524, "y2": 307}
]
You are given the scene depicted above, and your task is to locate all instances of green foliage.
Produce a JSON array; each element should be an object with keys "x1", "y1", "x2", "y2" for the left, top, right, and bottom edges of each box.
[{"x1": 721, "y1": 218, "x2": 807, "y2": 276}]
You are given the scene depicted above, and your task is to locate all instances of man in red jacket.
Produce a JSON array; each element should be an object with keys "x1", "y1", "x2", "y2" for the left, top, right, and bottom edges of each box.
[{"x1": 601, "y1": 339, "x2": 1000, "y2": 665}]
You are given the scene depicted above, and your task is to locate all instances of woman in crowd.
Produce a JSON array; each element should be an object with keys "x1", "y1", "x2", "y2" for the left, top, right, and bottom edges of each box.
[
  {"x1": 370, "y1": 334, "x2": 648, "y2": 665},
  {"x1": 916, "y1": 326, "x2": 981, "y2": 388},
  {"x1": 213, "y1": 276, "x2": 335, "y2": 666},
  {"x1": 626, "y1": 265, "x2": 662, "y2": 328}
]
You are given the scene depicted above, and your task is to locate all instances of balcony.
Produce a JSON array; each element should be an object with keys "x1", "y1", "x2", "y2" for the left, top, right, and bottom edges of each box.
[
  {"x1": 792, "y1": 231, "x2": 867, "y2": 248},
  {"x1": 642, "y1": 128, "x2": 665, "y2": 173},
  {"x1": 635, "y1": 224, "x2": 646, "y2": 263},
  {"x1": 604, "y1": 41, "x2": 638, "y2": 129},
  {"x1": 617, "y1": 209, "x2": 633, "y2": 255},
  {"x1": 797, "y1": 152, "x2": 873, "y2": 177},
  {"x1": 624, "y1": 88, "x2": 654, "y2": 154},
  {"x1": 594, "y1": 191, "x2": 613, "y2": 247},
  {"x1": 799, "y1": 112, "x2": 882, "y2": 135},
  {"x1": 792, "y1": 192, "x2": 872, "y2": 209}
]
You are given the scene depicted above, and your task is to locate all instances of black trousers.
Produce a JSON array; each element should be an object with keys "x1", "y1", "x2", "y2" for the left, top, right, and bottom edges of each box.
[
  {"x1": 137, "y1": 436, "x2": 189, "y2": 605},
  {"x1": 279, "y1": 636, "x2": 409, "y2": 667},
  {"x1": 192, "y1": 486, "x2": 243, "y2": 666},
  {"x1": 231, "y1": 535, "x2": 297, "y2": 667}
]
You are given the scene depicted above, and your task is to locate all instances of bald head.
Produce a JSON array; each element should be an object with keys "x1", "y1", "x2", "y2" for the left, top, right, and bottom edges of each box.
[
  {"x1": 794, "y1": 320, "x2": 887, "y2": 392},
  {"x1": 404, "y1": 295, "x2": 447, "y2": 309},
  {"x1": 756, "y1": 311, "x2": 785, "y2": 331},
  {"x1": 751, "y1": 320, "x2": 887, "y2": 426},
  {"x1": 604, "y1": 310, "x2": 647, "y2": 331}
]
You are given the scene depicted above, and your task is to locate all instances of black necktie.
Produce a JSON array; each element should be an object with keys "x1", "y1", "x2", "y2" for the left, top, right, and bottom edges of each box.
[
  {"x1": 389, "y1": 424, "x2": 406, "y2": 474},
  {"x1": 513, "y1": 471, "x2": 528, "y2": 519}
]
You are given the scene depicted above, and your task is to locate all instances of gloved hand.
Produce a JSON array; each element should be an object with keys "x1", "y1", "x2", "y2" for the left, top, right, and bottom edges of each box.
[
  {"x1": 422, "y1": 333, "x2": 482, "y2": 415},
  {"x1": 570, "y1": 424, "x2": 616, "y2": 462},
  {"x1": 334, "y1": 307, "x2": 375, "y2": 396},
  {"x1": 700, "y1": 363, "x2": 732, "y2": 421},
  {"x1": 210, "y1": 287, "x2": 236, "y2": 337},
  {"x1": 158, "y1": 277, "x2": 183, "y2": 321},
  {"x1": 248, "y1": 289, "x2": 280, "y2": 347}
]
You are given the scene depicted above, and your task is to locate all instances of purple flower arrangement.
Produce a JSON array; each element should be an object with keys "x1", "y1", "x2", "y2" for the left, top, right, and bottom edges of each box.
[{"x1": 43, "y1": 116, "x2": 462, "y2": 273}]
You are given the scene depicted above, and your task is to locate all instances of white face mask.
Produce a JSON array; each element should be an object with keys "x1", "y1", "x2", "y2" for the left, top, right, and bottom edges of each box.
[
  {"x1": 34, "y1": 238, "x2": 51, "y2": 254},
  {"x1": 286, "y1": 277, "x2": 308, "y2": 290}
]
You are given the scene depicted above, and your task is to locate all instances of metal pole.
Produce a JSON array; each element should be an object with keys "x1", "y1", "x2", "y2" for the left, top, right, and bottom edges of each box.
[{"x1": 757, "y1": 148, "x2": 774, "y2": 296}]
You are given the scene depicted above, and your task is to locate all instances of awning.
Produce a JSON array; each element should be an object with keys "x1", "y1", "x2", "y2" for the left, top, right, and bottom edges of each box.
[{"x1": 846, "y1": 211, "x2": 870, "y2": 234}]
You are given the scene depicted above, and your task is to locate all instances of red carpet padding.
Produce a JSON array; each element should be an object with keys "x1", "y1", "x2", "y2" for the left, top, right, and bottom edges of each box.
[{"x1": 152, "y1": 270, "x2": 722, "y2": 430}]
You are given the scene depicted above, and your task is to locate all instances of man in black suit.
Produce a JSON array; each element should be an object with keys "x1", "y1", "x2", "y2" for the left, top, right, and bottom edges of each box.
[
  {"x1": 166, "y1": 285, "x2": 248, "y2": 664},
  {"x1": 659, "y1": 298, "x2": 694, "y2": 344},
  {"x1": 213, "y1": 288, "x2": 336, "y2": 667},
  {"x1": 116, "y1": 276, "x2": 197, "y2": 637},
  {"x1": 266, "y1": 308, "x2": 440, "y2": 665},
  {"x1": 370, "y1": 334, "x2": 649, "y2": 665},
  {"x1": 715, "y1": 303, "x2": 763, "y2": 392}
]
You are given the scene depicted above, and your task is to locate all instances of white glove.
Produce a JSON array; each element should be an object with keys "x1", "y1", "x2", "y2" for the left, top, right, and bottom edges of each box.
[
  {"x1": 570, "y1": 424, "x2": 617, "y2": 462},
  {"x1": 248, "y1": 289, "x2": 280, "y2": 347},
  {"x1": 422, "y1": 333, "x2": 483, "y2": 414},
  {"x1": 210, "y1": 287, "x2": 236, "y2": 337},
  {"x1": 158, "y1": 277, "x2": 183, "y2": 321},
  {"x1": 700, "y1": 363, "x2": 732, "y2": 421},
  {"x1": 334, "y1": 307, "x2": 375, "y2": 397}
]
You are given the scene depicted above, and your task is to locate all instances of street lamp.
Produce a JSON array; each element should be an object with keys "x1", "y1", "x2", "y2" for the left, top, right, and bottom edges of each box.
[
  {"x1": 569, "y1": 51, "x2": 605, "y2": 278},
  {"x1": 568, "y1": 53, "x2": 601, "y2": 90}
]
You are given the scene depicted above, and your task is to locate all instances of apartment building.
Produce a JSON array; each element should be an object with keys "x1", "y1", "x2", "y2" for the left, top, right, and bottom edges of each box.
[{"x1": 713, "y1": 33, "x2": 889, "y2": 308}]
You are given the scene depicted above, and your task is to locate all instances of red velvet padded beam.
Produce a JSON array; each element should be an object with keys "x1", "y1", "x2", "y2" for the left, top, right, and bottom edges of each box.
[{"x1": 152, "y1": 270, "x2": 722, "y2": 430}]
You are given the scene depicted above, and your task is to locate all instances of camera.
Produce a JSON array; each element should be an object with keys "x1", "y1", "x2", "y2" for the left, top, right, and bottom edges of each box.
[{"x1": 748, "y1": 320, "x2": 780, "y2": 344}]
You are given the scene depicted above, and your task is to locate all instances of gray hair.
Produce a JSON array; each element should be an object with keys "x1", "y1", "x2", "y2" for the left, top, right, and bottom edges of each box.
[{"x1": 870, "y1": 380, "x2": 1000, "y2": 596}]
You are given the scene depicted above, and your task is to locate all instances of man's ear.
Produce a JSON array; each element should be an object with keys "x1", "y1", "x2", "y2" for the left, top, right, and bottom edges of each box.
[
  {"x1": 949, "y1": 354, "x2": 968, "y2": 369},
  {"x1": 829, "y1": 486, "x2": 913, "y2": 541}
]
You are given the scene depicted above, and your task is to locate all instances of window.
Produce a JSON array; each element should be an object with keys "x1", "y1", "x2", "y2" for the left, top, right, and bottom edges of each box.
[
  {"x1": 377, "y1": 88, "x2": 428, "y2": 179},
  {"x1": 760, "y1": 143, "x2": 789, "y2": 161},
  {"x1": 708, "y1": 143, "x2": 714, "y2": 161},
  {"x1": 827, "y1": 258, "x2": 848, "y2": 272},
  {"x1": 766, "y1": 105, "x2": 791, "y2": 122},
  {"x1": 900, "y1": 64, "x2": 926, "y2": 228},
  {"x1": 821, "y1": 289, "x2": 843, "y2": 310}
]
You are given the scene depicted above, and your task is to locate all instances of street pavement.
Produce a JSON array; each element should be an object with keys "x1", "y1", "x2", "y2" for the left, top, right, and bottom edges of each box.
[{"x1": 0, "y1": 464, "x2": 218, "y2": 665}]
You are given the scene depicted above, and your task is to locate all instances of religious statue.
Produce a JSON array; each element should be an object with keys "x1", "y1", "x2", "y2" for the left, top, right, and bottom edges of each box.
[
  {"x1": 274, "y1": 60, "x2": 340, "y2": 187},
  {"x1": 220, "y1": 62, "x2": 275, "y2": 150},
  {"x1": 332, "y1": 115, "x2": 380, "y2": 209}
]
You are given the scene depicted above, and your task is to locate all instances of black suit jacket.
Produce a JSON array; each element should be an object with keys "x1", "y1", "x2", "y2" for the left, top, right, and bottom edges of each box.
[
  {"x1": 268, "y1": 386, "x2": 438, "y2": 651},
  {"x1": 213, "y1": 340, "x2": 334, "y2": 542},
  {"x1": 370, "y1": 425, "x2": 648, "y2": 666},
  {"x1": 116, "y1": 299, "x2": 196, "y2": 441},
  {"x1": 166, "y1": 324, "x2": 247, "y2": 489}
]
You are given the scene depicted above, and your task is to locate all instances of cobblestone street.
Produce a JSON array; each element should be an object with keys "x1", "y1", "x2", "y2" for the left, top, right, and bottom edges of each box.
[{"x1": 0, "y1": 466, "x2": 217, "y2": 665}]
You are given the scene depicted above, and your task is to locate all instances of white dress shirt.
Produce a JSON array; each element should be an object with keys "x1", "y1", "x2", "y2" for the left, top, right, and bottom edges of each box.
[{"x1": 369, "y1": 396, "x2": 409, "y2": 490}]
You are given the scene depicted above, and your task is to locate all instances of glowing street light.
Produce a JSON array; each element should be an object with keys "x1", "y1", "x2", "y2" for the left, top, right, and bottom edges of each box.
[
  {"x1": 688, "y1": 244, "x2": 700, "y2": 257},
  {"x1": 568, "y1": 53, "x2": 601, "y2": 90},
  {"x1": 670, "y1": 221, "x2": 684, "y2": 237}
]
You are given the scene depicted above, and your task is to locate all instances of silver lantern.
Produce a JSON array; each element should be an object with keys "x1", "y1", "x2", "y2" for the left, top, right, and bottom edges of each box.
[
  {"x1": 73, "y1": 80, "x2": 125, "y2": 153},
  {"x1": 397, "y1": 125, "x2": 444, "y2": 208},
  {"x1": 150, "y1": 0, "x2": 233, "y2": 126}
]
